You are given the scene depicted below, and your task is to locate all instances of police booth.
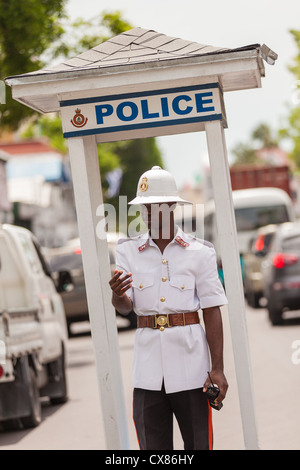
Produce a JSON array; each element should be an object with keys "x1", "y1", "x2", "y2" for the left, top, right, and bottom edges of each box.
[{"x1": 5, "y1": 28, "x2": 277, "y2": 450}]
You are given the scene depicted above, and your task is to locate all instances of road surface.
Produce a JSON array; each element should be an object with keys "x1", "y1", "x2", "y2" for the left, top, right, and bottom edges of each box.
[{"x1": 1, "y1": 304, "x2": 300, "y2": 450}]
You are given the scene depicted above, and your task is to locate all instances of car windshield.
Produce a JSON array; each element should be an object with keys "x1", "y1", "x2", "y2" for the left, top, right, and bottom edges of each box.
[
  {"x1": 48, "y1": 249, "x2": 115, "y2": 272},
  {"x1": 49, "y1": 253, "x2": 83, "y2": 272},
  {"x1": 235, "y1": 205, "x2": 289, "y2": 232}
]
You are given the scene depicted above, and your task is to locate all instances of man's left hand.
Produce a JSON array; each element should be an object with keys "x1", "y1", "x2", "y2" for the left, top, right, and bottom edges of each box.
[{"x1": 203, "y1": 369, "x2": 228, "y2": 406}]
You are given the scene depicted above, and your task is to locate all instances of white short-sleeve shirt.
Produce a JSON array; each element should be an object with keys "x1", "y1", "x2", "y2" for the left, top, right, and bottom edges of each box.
[{"x1": 116, "y1": 226, "x2": 228, "y2": 394}]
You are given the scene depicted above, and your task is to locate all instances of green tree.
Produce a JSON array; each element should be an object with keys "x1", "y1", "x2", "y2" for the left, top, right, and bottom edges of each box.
[
  {"x1": 280, "y1": 107, "x2": 300, "y2": 168},
  {"x1": 252, "y1": 123, "x2": 278, "y2": 148},
  {"x1": 48, "y1": 10, "x2": 132, "y2": 61},
  {"x1": 231, "y1": 142, "x2": 258, "y2": 166},
  {"x1": 108, "y1": 138, "x2": 163, "y2": 205},
  {"x1": 279, "y1": 29, "x2": 300, "y2": 170},
  {"x1": 0, "y1": 0, "x2": 66, "y2": 130},
  {"x1": 231, "y1": 123, "x2": 277, "y2": 166},
  {"x1": 22, "y1": 114, "x2": 68, "y2": 153},
  {"x1": 20, "y1": 9, "x2": 164, "y2": 213}
]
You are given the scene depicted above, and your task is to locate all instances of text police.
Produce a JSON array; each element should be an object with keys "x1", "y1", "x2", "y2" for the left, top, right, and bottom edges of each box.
[{"x1": 95, "y1": 92, "x2": 215, "y2": 125}]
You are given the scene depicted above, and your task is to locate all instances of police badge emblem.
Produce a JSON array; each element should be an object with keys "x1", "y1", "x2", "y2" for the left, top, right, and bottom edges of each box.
[
  {"x1": 139, "y1": 177, "x2": 148, "y2": 192},
  {"x1": 71, "y1": 109, "x2": 88, "y2": 128}
]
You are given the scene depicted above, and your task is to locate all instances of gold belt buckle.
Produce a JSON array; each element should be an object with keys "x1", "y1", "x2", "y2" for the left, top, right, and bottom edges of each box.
[{"x1": 155, "y1": 314, "x2": 170, "y2": 331}]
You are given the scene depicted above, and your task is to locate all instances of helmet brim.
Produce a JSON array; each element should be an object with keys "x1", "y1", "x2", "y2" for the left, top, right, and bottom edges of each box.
[{"x1": 128, "y1": 195, "x2": 192, "y2": 205}]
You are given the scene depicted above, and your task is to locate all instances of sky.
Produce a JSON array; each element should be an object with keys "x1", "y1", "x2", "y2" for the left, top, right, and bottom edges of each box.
[{"x1": 66, "y1": 0, "x2": 300, "y2": 189}]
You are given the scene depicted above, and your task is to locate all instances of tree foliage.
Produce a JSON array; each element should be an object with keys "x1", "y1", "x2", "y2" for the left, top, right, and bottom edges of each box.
[
  {"x1": 279, "y1": 29, "x2": 300, "y2": 170},
  {"x1": 16, "y1": 7, "x2": 164, "y2": 211},
  {"x1": 0, "y1": 0, "x2": 66, "y2": 129},
  {"x1": 49, "y1": 10, "x2": 132, "y2": 61},
  {"x1": 231, "y1": 123, "x2": 278, "y2": 166},
  {"x1": 232, "y1": 29, "x2": 300, "y2": 171},
  {"x1": 22, "y1": 114, "x2": 68, "y2": 153},
  {"x1": 288, "y1": 30, "x2": 300, "y2": 78},
  {"x1": 252, "y1": 123, "x2": 278, "y2": 148},
  {"x1": 106, "y1": 138, "x2": 163, "y2": 205},
  {"x1": 231, "y1": 142, "x2": 258, "y2": 166}
]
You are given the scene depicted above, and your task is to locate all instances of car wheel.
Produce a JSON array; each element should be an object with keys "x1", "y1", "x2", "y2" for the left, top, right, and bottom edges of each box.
[
  {"x1": 66, "y1": 320, "x2": 73, "y2": 338},
  {"x1": 49, "y1": 346, "x2": 68, "y2": 405},
  {"x1": 247, "y1": 291, "x2": 261, "y2": 309},
  {"x1": 21, "y1": 364, "x2": 42, "y2": 429},
  {"x1": 1, "y1": 419, "x2": 22, "y2": 431},
  {"x1": 268, "y1": 303, "x2": 283, "y2": 326}
]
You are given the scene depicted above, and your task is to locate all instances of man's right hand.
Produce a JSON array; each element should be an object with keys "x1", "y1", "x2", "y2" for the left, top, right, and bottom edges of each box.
[
  {"x1": 109, "y1": 270, "x2": 133, "y2": 314},
  {"x1": 109, "y1": 270, "x2": 132, "y2": 297}
]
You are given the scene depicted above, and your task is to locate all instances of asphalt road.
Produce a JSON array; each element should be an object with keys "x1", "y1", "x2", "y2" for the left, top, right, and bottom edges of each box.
[{"x1": 1, "y1": 304, "x2": 300, "y2": 451}]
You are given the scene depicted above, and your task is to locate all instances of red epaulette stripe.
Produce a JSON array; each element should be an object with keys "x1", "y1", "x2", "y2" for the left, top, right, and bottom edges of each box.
[
  {"x1": 138, "y1": 239, "x2": 149, "y2": 252},
  {"x1": 175, "y1": 236, "x2": 190, "y2": 247}
]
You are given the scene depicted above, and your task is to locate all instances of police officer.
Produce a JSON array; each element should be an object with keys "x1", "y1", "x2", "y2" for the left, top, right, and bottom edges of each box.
[{"x1": 109, "y1": 166, "x2": 228, "y2": 450}]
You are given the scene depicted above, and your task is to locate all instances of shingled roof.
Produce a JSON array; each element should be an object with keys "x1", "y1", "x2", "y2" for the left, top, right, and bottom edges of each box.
[
  {"x1": 6, "y1": 28, "x2": 276, "y2": 115},
  {"x1": 13, "y1": 27, "x2": 261, "y2": 77}
]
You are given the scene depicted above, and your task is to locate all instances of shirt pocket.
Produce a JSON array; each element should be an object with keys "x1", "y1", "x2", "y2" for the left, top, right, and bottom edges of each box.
[
  {"x1": 169, "y1": 275, "x2": 195, "y2": 310},
  {"x1": 132, "y1": 273, "x2": 156, "y2": 310}
]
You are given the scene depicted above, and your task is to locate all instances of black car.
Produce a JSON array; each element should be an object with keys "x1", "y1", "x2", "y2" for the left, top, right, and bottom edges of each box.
[{"x1": 261, "y1": 222, "x2": 300, "y2": 325}]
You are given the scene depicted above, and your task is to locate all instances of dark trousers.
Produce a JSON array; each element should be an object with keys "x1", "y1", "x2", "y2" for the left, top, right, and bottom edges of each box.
[{"x1": 133, "y1": 383, "x2": 213, "y2": 450}]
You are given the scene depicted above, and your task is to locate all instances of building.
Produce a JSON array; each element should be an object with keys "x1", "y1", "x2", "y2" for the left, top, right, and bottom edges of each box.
[{"x1": 0, "y1": 140, "x2": 78, "y2": 247}]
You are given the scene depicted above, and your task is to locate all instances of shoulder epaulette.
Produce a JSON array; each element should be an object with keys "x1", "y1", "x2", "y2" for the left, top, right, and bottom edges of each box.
[
  {"x1": 175, "y1": 236, "x2": 190, "y2": 247},
  {"x1": 138, "y1": 239, "x2": 149, "y2": 252}
]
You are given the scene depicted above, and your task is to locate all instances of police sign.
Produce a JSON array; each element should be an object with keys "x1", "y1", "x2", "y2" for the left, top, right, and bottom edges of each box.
[{"x1": 60, "y1": 83, "x2": 227, "y2": 141}]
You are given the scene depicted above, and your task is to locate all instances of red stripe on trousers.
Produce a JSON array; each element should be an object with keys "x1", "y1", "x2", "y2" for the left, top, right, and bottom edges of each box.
[{"x1": 208, "y1": 402, "x2": 213, "y2": 450}]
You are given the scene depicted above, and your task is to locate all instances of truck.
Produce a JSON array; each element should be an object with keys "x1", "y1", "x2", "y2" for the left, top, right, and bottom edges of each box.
[
  {"x1": 229, "y1": 164, "x2": 293, "y2": 198},
  {"x1": 0, "y1": 224, "x2": 71, "y2": 430}
]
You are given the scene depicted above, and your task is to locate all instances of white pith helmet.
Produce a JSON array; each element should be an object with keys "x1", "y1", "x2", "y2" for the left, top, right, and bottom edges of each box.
[{"x1": 128, "y1": 166, "x2": 192, "y2": 205}]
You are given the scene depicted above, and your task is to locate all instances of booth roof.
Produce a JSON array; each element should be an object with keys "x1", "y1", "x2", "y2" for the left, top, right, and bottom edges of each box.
[
  {"x1": 5, "y1": 28, "x2": 277, "y2": 114},
  {"x1": 7, "y1": 27, "x2": 262, "y2": 79}
]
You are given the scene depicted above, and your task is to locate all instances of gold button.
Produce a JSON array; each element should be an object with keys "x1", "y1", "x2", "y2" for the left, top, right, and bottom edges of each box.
[
  {"x1": 162, "y1": 259, "x2": 167, "y2": 264},
  {"x1": 160, "y1": 326, "x2": 165, "y2": 332},
  {"x1": 161, "y1": 277, "x2": 167, "y2": 282},
  {"x1": 181, "y1": 286, "x2": 185, "y2": 290},
  {"x1": 139, "y1": 284, "x2": 143, "y2": 289},
  {"x1": 160, "y1": 297, "x2": 166, "y2": 302}
]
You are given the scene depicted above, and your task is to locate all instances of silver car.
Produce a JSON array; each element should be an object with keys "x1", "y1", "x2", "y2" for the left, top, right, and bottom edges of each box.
[
  {"x1": 243, "y1": 224, "x2": 278, "y2": 308},
  {"x1": 261, "y1": 222, "x2": 300, "y2": 325}
]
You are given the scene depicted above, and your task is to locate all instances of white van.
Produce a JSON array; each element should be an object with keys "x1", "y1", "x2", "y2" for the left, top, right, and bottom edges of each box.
[
  {"x1": 204, "y1": 187, "x2": 295, "y2": 255},
  {"x1": 175, "y1": 187, "x2": 295, "y2": 283}
]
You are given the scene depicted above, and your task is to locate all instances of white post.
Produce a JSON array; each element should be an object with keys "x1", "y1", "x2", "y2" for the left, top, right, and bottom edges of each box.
[
  {"x1": 205, "y1": 120, "x2": 259, "y2": 450},
  {"x1": 67, "y1": 135, "x2": 130, "y2": 450}
]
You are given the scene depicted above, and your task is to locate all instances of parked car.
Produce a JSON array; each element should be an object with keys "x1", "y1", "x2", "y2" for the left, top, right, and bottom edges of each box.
[
  {"x1": 243, "y1": 224, "x2": 278, "y2": 308},
  {"x1": 0, "y1": 224, "x2": 69, "y2": 430},
  {"x1": 46, "y1": 233, "x2": 137, "y2": 335},
  {"x1": 261, "y1": 222, "x2": 300, "y2": 325}
]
